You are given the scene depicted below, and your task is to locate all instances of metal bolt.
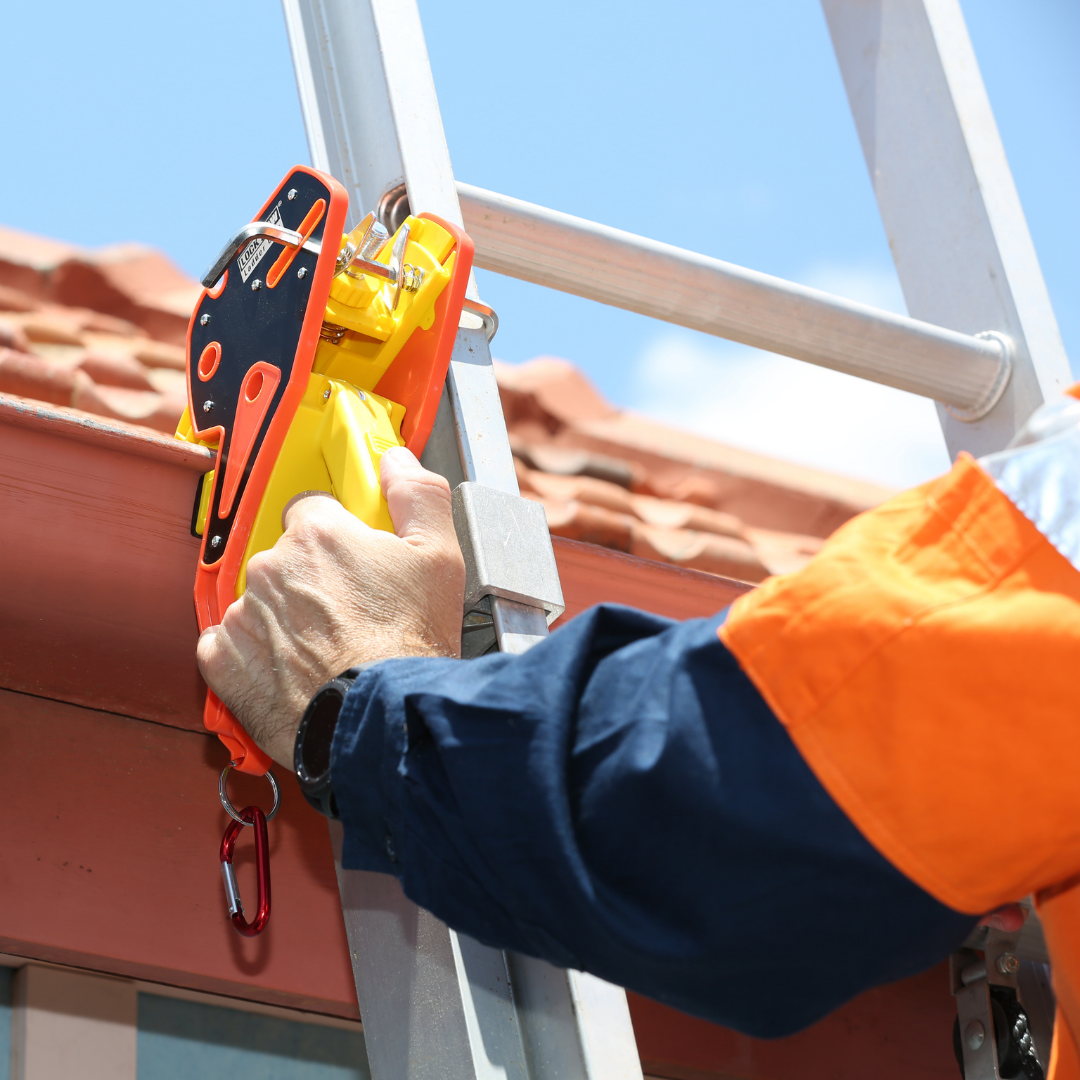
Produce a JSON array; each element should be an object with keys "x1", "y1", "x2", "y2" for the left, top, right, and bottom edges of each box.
[
  {"x1": 287, "y1": 188, "x2": 298, "y2": 201},
  {"x1": 200, "y1": 313, "x2": 211, "y2": 326},
  {"x1": 202, "y1": 400, "x2": 214, "y2": 412},
  {"x1": 997, "y1": 953, "x2": 1020, "y2": 976},
  {"x1": 297, "y1": 266, "x2": 308, "y2": 279},
  {"x1": 965, "y1": 1020, "x2": 986, "y2": 1051},
  {"x1": 251, "y1": 279, "x2": 262, "y2": 291},
  {"x1": 210, "y1": 535, "x2": 222, "y2": 549},
  {"x1": 322, "y1": 388, "x2": 331, "y2": 400}
]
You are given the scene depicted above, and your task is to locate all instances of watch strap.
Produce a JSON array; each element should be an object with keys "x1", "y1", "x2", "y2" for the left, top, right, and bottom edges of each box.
[{"x1": 294, "y1": 666, "x2": 367, "y2": 818}]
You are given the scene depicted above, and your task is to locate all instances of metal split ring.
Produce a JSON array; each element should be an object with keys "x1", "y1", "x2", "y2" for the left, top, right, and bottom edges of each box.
[{"x1": 219, "y1": 764, "x2": 280, "y2": 825}]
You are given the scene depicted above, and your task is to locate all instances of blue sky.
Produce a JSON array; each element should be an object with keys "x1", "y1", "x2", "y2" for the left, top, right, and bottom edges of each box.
[{"x1": 1, "y1": 1, "x2": 1075, "y2": 487}]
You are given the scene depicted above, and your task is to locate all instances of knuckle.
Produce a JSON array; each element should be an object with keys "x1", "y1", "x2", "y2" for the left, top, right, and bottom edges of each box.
[
  {"x1": 291, "y1": 516, "x2": 332, "y2": 547},
  {"x1": 420, "y1": 470, "x2": 452, "y2": 498},
  {"x1": 419, "y1": 473, "x2": 453, "y2": 505},
  {"x1": 391, "y1": 467, "x2": 452, "y2": 503},
  {"x1": 244, "y1": 551, "x2": 273, "y2": 590}
]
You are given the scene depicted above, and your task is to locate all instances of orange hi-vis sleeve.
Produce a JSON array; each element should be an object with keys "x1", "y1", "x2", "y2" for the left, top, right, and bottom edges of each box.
[{"x1": 720, "y1": 452, "x2": 1080, "y2": 1080}]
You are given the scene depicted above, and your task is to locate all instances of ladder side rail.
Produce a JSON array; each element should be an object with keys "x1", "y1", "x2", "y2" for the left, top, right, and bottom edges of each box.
[
  {"x1": 458, "y1": 182, "x2": 1011, "y2": 418},
  {"x1": 826, "y1": 2, "x2": 1068, "y2": 1071},
  {"x1": 281, "y1": 0, "x2": 460, "y2": 230},
  {"x1": 280, "y1": 2, "x2": 643, "y2": 1077},
  {"x1": 823, "y1": 0, "x2": 1071, "y2": 457},
  {"x1": 281, "y1": 0, "x2": 402, "y2": 231}
]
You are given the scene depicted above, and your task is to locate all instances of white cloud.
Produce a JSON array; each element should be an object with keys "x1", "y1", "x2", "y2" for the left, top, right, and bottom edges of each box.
[
  {"x1": 630, "y1": 331, "x2": 951, "y2": 490},
  {"x1": 798, "y1": 260, "x2": 908, "y2": 316}
]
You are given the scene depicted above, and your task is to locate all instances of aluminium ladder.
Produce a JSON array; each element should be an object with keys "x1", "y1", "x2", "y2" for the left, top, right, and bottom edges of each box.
[{"x1": 279, "y1": 3, "x2": 1071, "y2": 1079}]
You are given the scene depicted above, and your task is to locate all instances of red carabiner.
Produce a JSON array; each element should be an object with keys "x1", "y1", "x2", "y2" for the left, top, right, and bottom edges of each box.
[{"x1": 219, "y1": 806, "x2": 272, "y2": 936}]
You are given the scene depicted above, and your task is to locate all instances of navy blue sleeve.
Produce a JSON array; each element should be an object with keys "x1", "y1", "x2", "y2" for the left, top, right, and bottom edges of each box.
[{"x1": 330, "y1": 604, "x2": 975, "y2": 1038}]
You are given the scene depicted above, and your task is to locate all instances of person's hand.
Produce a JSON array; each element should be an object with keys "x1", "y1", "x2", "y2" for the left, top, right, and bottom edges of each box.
[
  {"x1": 196, "y1": 447, "x2": 465, "y2": 768},
  {"x1": 978, "y1": 903, "x2": 1027, "y2": 932}
]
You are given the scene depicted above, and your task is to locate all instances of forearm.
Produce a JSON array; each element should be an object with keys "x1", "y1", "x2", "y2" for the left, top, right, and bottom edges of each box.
[{"x1": 331, "y1": 604, "x2": 976, "y2": 1037}]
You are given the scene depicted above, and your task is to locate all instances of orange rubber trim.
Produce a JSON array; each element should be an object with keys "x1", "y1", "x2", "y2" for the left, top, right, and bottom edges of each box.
[
  {"x1": 217, "y1": 362, "x2": 281, "y2": 519},
  {"x1": 207, "y1": 269, "x2": 228, "y2": 300},
  {"x1": 266, "y1": 198, "x2": 326, "y2": 289},
  {"x1": 197, "y1": 342, "x2": 221, "y2": 382}
]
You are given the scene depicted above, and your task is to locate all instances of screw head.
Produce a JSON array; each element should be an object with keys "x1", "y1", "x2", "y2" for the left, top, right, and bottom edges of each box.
[
  {"x1": 322, "y1": 388, "x2": 331, "y2": 400},
  {"x1": 297, "y1": 266, "x2": 308, "y2": 279},
  {"x1": 200, "y1": 313, "x2": 211, "y2": 326},
  {"x1": 210, "y1": 535, "x2": 223, "y2": 549},
  {"x1": 997, "y1": 953, "x2": 1020, "y2": 976},
  {"x1": 251, "y1": 279, "x2": 262, "y2": 291},
  {"x1": 965, "y1": 1020, "x2": 986, "y2": 1051},
  {"x1": 287, "y1": 188, "x2": 298, "y2": 200},
  {"x1": 202, "y1": 400, "x2": 214, "y2": 412}
]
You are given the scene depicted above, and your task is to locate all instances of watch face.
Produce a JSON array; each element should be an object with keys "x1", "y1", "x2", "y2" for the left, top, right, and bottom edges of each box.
[{"x1": 299, "y1": 685, "x2": 344, "y2": 782}]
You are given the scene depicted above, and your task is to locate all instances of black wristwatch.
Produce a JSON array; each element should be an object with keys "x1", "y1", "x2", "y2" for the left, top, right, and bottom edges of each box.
[{"x1": 294, "y1": 667, "x2": 363, "y2": 819}]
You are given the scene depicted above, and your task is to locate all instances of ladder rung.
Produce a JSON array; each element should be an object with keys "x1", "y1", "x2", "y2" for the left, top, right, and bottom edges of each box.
[{"x1": 457, "y1": 182, "x2": 1011, "y2": 419}]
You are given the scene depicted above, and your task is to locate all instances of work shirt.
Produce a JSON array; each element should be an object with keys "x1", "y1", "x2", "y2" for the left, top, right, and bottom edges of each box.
[
  {"x1": 331, "y1": 605, "x2": 975, "y2": 1038},
  {"x1": 332, "y1": 391, "x2": 1080, "y2": 1075}
]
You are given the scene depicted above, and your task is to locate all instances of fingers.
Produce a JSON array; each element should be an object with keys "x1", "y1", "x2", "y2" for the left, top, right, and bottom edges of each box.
[
  {"x1": 282, "y1": 489, "x2": 350, "y2": 535},
  {"x1": 977, "y1": 903, "x2": 1027, "y2": 932},
  {"x1": 379, "y1": 446, "x2": 457, "y2": 550}
]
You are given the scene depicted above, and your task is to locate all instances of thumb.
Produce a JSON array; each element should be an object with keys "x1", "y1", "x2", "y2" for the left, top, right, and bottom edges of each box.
[
  {"x1": 281, "y1": 489, "x2": 350, "y2": 534},
  {"x1": 380, "y1": 446, "x2": 458, "y2": 551}
]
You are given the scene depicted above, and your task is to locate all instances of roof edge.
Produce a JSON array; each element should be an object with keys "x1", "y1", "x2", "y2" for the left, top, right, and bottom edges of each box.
[{"x1": 0, "y1": 393, "x2": 212, "y2": 472}]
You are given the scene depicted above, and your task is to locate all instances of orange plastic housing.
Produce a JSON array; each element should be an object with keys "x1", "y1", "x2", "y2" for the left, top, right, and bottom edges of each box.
[{"x1": 375, "y1": 212, "x2": 474, "y2": 454}]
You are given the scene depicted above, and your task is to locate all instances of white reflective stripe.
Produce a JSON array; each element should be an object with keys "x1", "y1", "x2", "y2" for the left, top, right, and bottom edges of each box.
[{"x1": 978, "y1": 403, "x2": 1080, "y2": 573}]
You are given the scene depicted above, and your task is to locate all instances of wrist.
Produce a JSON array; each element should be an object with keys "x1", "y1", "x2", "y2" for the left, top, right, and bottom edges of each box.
[{"x1": 294, "y1": 662, "x2": 383, "y2": 817}]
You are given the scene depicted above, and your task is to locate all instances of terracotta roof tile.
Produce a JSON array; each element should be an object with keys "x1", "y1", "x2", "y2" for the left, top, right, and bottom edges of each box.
[
  {"x1": 0, "y1": 348, "x2": 76, "y2": 406},
  {"x1": 75, "y1": 351, "x2": 158, "y2": 391},
  {"x1": 0, "y1": 320, "x2": 30, "y2": 353},
  {"x1": 0, "y1": 222, "x2": 890, "y2": 584},
  {"x1": 537, "y1": 496, "x2": 635, "y2": 551},
  {"x1": 129, "y1": 339, "x2": 186, "y2": 371},
  {"x1": 0, "y1": 227, "x2": 200, "y2": 346},
  {"x1": 628, "y1": 494, "x2": 745, "y2": 540},
  {"x1": 0, "y1": 223, "x2": 83, "y2": 273},
  {"x1": 0, "y1": 283, "x2": 39, "y2": 313},
  {"x1": 629, "y1": 523, "x2": 768, "y2": 582},
  {"x1": 49, "y1": 248, "x2": 200, "y2": 345},
  {"x1": 70, "y1": 377, "x2": 186, "y2": 433},
  {"x1": 497, "y1": 358, "x2": 897, "y2": 578},
  {"x1": 517, "y1": 459, "x2": 769, "y2": 582},
  {"x1": 494, "y1": 356, "x2": 616, "y2": 426}
]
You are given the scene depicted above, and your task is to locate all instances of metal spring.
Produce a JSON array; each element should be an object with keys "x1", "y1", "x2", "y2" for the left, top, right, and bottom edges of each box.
[{"x1": 320, "y1": 321, "x2": 348, "y2": 345}]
